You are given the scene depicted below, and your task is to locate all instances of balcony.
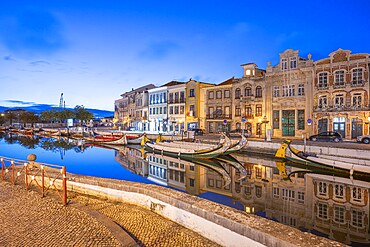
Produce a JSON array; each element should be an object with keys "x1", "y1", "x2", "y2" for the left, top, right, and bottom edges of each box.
[
  {"x1": 206, "y1": 114, "x2": 232, "y2": 119},
  {"x1": 168, "y1": 99, "x2": 186, "y2": 104},
  {"x1": 313, "y1": 105, "x2": 370, "y2": 112},
  {"x1": 242, "y1": 114, "x2": 254, "y2": 119}
]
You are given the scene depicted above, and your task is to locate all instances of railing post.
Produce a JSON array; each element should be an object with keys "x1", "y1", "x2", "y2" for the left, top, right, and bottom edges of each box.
[
  {"x1": 1, "y1": 158, "x2": 4, "y2": 181},
  {"x1": 11, "y1": 159, "x2": 15, "y2": 185},
  {"x1": 25, "y1": 163, "x2": 29, "y2": 190},
  {"x1": 62, "y1": 166, "x2": 67, "y2": 206},
  {"x1": 41, "y1": 165, "x2": 45, "y2": 197}
]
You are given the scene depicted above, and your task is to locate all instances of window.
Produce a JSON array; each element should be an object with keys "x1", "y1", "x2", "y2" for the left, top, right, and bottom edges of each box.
[
  {"x1": 352, "y1": 93, "x2": 362, "y2": 108},
  {"x1": 163, "y1": 92, "x2": 166, "y2": 103},
  {"x1": 318, "y1": 96, "x2": 327, "y2": 109},
  {"x1": 273, "y1": 187, "x2": 280, "y2": 198},
  {"x1": 208, "y1": 91, "x2": 214, "y2": 99},
  {"x1": 333, "y1": 205, "x2": 345, "y2": 223},
  {"x1": 282, "y1": 189, "x2": 295, "y2": 201},
  {"x1": 245, "y1": 87, "x2": 252, "y2": 96},
  {"x1": 298, "y1": 84, "x2": 304, "y2": 96},
  {"x1": 224, "y1": 106, "x2": 230, "y2": 118},
  {"x1": 298, "y1": 192, "x2": 305, "y2": 203},
  {"x1": 290, "y1": 57, "x2": 297, "y2": 69},
  {"x1": 255, "y1": 167, "x2": 262, "y2": 178},
  {"x1": 281, "y1": 58, "x2": 288, "y2": 70},
  {"x1": 245, "y1": 106, "x2": 252, "y2": 118},
  {"x1": 298, "y1": 110, "x2": 305, "y2": 130},
  {"x1": 255, "y1": 86, "x2": 262, "y2": 98},
  {"x1": 317, "y1": 203, "x2": 328, "y2": 220},
  {"x1": 334, "y1": 94, "x2": 344, "y2": 108},
  {"x1": 174, "y1": 106, "x2": 179, "y2": 114},
  {"x1": 224, "y1": 90, "x2": 230, "y2": 98},
  {"x1": 255, "y1": 105, "x2": 262, "y2": 117},
  {"x1": 150, "y1": 108, "x2": 152, "y2": 114},
  {"x1": 189, "y1": 89, "x2": 195, "y2": 97},
  {"x1": 216, "y1": 107, "x2": 222, "y2": 117},
  {"x1": 149, "y1": 95, "x2": 153, "y2": 105},
  {"x1": 159, "y1": 107, "x2": 162, "y2": 114},
  {"x1": 352, "y1": 187, "x2": 363, "y2": 202},
  {"x1": 282, "y1": 85, "x2": 295, "y2": 97},
  {"x1": 180, "y1": 91, "x2": 185, "y2": 102},
  {"x1": 180, "y1": 106, "x2": 184, "y2": 114},
  {"x1": 245, "y1": 186, "x2": 252, "y2": 195},
  {"x1": 169, "y1": 106, "x2": 173, "y2": 114},
  {"x1": 216, "y1": 90, "x2": 222, "y2": 99},
  {"x1": 352, "y1": 68, "x2": 363, "y2": 85},
  {"x1": 189, "y1": 178, "x2": 195, "y2": 187},
  {"x1": 273, "y1": 110, "x2": 280, "y2": 129},
  {"x1": 334, "y1": 184, "x2": 344, "y2": 199},
  {"x1": 351, "y1": 210, "x2": 364, "y2": 228},
  {"x1": 235, "y1": 106, "x2": 241, "y2": 116},
  {"x1": 273, "y1": 86, "x2": 280, "y2": 97},
  {"x1": 189, "y1": 105, "x2": 195, "y2": 116},
  {"x1": 156, "y1": 107, "x2": 159, "y2": 114},
  {"x1": 169, "y1": 93, "x2": 173, "y2": 103},
  {"x1": 334, "y1": 70, "x2": 345, "y2": 87},
  {"x1": 208, "y1": 107, "x2": 214, "y2": 118},
  {"x1": 255, "y1": 186, "x2": 262, "y2": 198},
  {"x1": 163, "y1": 106, "x2": 167, "y2": 114},
  {"x1": 235, "y1": 88, "x2": 241, "y2": 99},
  {"x1": 318, "y1": 182, "x2": 328, "y2": 196},
  {"x1": 318, "y1": 72, "x2": 328, "y2": 89}
]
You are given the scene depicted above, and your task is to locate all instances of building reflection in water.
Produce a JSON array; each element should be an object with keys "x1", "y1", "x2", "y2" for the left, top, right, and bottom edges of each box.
[{"x1": 113, "y1": 146, "x2": 369, "y2": 246}]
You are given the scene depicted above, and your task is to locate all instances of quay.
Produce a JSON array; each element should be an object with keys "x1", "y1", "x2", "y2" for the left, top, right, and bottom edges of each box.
[{"x1": 1, "y1": 170, "x2": 347, "y2": 247}]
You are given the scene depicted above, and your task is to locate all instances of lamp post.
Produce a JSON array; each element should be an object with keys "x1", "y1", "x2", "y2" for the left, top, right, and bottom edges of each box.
[{"x1": 261, "y1": 115, "x2": 269, "y2": 142}]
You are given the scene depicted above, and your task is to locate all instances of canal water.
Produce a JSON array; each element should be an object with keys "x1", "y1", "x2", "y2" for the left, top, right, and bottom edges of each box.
[{"x1": 0, "y1": 132, "x2": 369, "y2": 246}]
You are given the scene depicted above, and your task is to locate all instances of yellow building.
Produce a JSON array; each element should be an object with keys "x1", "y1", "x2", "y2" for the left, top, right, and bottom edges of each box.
[{"x1": 185, "y1": 79, "x2": 214, "y2": 131}]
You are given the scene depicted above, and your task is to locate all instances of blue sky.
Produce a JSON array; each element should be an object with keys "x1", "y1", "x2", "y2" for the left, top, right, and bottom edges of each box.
[{"x1": 1, "y1": 0, "x2": 370, "y2": 111}]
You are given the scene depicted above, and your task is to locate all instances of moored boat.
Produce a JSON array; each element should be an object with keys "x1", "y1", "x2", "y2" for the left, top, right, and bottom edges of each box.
[
  {"x1": 144, "y1": 134, "x2": 231, "y2": 159},
  {"x1": 84, "y1": 134, "x2": 127, "y2": 145},
  {"x1": 275, "y1": 140, "x2": 370, "y2": 179}
]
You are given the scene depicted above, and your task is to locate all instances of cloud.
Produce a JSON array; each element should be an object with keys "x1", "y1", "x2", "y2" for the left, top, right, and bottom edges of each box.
[
  {"x1": 3, "y1": 100, "x2": 36, "y2": 106},
  {"x1": 139, "y1": 40, "x2": 179, "y2": 60},
  {"x1": 3, "y1": 55, "x2": 16, "y2": 62},
  {"x1": 0, "y1": 8, "x2": 67, "y2": 56},
  {"x1": 29, "y1": 60, "x2": 51, "y2": 66}
]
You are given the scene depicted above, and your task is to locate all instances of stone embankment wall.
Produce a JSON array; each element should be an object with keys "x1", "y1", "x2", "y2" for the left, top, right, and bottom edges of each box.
[{"x1": 66, "y1": 175, "x2": 345, "y2": 247}]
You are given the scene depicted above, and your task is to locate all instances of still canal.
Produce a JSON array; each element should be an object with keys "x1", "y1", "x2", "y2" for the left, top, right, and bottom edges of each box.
[{"x1": 0, "y1": 132, "x2": 369, "y2": 246}]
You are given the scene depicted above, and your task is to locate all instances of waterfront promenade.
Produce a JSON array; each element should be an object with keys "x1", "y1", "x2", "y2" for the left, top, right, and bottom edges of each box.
[{"x1": 0, "y1": 181, "x2": 219, "y2": 247}]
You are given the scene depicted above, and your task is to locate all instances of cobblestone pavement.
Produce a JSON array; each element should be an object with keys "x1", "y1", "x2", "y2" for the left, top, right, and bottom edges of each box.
[
  {"x1": 0, "y1": 182, "x2": 220, "y2": 247},
  {"x1": 70, "y1": 192, "x2": 221, "y2": 247},
  {"x1": 0, "y1": 182, "x2": 121, "y2": 247}
]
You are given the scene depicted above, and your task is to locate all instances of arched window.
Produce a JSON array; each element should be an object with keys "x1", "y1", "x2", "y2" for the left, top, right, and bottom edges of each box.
[
  {"x1": 235, "y1": 88, "x2": 241, "y2": 99},
  {"x1": 255, "y1": 86, "x2": 262, "y2": 98},
  {"x1": 245, "y1": 87, "x2": 252, "y2": 96}
]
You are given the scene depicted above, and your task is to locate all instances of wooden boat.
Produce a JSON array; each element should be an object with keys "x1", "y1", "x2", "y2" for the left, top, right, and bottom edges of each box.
[
  {"x1": 223, "y1": 134, "x2": 248, "y2": 155},
  {"x1": 144, "y1": 134, "x2": 232, "y2": 159},
  {"x1": 84, "y1": 134, "x2": 127, "y2": 145},
  {"x1": 275, "y1": 140, "x2": 370, "y2": 179},
  {"x1": 93, "y1": 130, "x2": 124, "y2": 138}
]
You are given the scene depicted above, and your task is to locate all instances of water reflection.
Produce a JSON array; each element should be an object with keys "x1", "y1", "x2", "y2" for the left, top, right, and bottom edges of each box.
[{"x1": 0, "y1": 132, "x2": 369, "y2": 246}]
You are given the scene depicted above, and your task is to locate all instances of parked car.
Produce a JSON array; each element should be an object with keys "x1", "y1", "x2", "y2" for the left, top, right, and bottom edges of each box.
[
  {"x1": 189, "y1": 128, "x2": 204, "y2": 136},
  {"x1": 309, "y1": 131, "x2": 342, "y2": 142},
  {"x1": 356, "y1": 135, "x2": 370, "y2": 144}
]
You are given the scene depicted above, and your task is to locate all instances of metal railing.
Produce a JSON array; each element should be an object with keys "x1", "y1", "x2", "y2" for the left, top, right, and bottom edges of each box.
[{"x1": 0, "y1": 155, "x2": 67, "y2": 206}]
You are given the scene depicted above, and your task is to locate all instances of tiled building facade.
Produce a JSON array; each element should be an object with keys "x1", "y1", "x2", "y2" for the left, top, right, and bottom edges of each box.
[{"x1": 114, "y1": 48, "x2": 370, "y2": 139}]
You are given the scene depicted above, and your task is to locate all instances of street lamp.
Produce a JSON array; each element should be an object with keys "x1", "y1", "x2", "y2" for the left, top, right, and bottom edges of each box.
[{"x1": 261, "y1": 115, "x2": 269, "y2": 142}]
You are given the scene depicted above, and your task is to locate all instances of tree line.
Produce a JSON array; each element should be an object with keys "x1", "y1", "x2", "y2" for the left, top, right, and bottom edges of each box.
[{"x1": 0, "y1": 105, "x2": 94, "y2": 127}]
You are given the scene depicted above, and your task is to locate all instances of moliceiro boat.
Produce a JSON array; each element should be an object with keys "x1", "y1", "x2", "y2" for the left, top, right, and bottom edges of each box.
[
  {"x1": 275, "y1": 140, "x2": 370, "y2": 179},
  {"x1": 144, "y1": 133, "x2": 232, "y2": 159},
  {"x1": 84, "y1": 134, "x2": 127, "y2": 145}
]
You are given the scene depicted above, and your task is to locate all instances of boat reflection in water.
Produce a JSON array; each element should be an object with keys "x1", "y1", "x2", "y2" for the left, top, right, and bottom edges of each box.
[
  {"x1": 0, "y1": 132, "x2": 369, "y2": 246},
  {"x1": 113, "y1": 145, "x2": 370, "y2": 246}
]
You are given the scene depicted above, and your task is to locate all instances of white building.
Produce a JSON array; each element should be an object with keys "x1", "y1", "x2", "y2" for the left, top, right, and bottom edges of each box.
[{"x1": 148, "y1": 86, "x2": 168, "y2": 133}]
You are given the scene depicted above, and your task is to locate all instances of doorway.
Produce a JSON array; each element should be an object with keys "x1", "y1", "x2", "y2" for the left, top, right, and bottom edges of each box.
[
  {"x1": 333, "y1": 117, "x2": 346, "y2": 138},
  {"x1": 351, "y1": 118, "x2": 363, "y2": 139},
  {"x1": 318, "y1": 118, "x2": 328, "y2": 133},
  {"x1": 282, "y1": 110, "x2": 295, "y2": 136}
]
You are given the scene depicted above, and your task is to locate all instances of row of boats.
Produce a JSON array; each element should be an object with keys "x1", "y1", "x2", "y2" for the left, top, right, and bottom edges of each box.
[{"x1": 0, "y1": 127, "x2": 249, "y2": 159}]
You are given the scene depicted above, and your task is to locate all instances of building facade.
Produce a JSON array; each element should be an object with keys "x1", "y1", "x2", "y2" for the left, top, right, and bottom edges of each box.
[
  {"x1": 185, "y1": 79, "x2": 214, "y2": 131},
  {"x1": 265, "y1": 49, "x2": 314, "y2": 138},
  {"x1": 313, "y1": 49, "x2": 370, "y2": 139},
  {"x1": 167, "y1": 81, "x2": 186, "y2": 133}
]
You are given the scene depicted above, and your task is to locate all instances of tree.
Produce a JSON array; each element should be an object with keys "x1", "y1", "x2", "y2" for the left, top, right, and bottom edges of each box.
[
  {"x1": 74, "y1": 105, "x2": 93, "y2": 126},
  {"x1": 19, "y1": 111, "x2": 39, "y2": 127},
  {"x1": 5, "y1": 111, "x2": 16, "y2": 126},
  {"x1": 40, "y1": 110, "x2": 57, "y2": 124}
]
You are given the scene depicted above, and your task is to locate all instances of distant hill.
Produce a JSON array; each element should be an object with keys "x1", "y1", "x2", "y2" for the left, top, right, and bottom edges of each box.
[{"x1": 0, "y1": 104, "x2": 114, "y2": 118}]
